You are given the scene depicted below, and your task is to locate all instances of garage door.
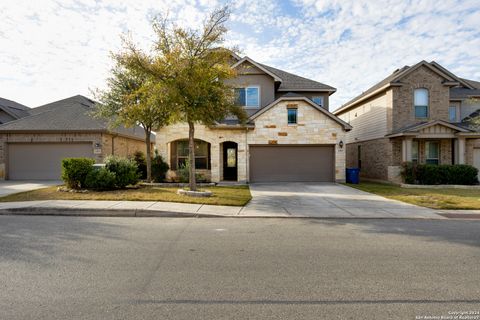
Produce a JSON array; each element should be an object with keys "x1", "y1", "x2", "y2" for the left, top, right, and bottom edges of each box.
[
  {"x1": 249, "y1": 145, "x2": 335, "y2": 182},
  {"x1": 8, "y1": 143, "x2": 94, "y2": 180}
]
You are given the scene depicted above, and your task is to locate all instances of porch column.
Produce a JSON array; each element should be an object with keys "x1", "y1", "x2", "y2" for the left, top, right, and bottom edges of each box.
[
  {"x1": 457, "y1": 137, "x2": 466, "y2": 164},
  {"x1": 402, "y1": 138, "x2": 413, "y2": 162}
]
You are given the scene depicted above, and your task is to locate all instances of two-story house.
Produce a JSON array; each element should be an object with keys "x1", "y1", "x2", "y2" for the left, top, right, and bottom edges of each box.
[
  {"x1": 334, "y1": 60, "x2": 480, "y2": 183},
  {"x1": 156, "y1": 54, "x2": 352, "y2": 183}
]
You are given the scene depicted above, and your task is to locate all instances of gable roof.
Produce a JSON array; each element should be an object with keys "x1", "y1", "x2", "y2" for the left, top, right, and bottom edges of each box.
[
  {"x1": 249, "y1": 96, "x2": 352, "y2": 131},
  {"x1": 232, "y1": 56, "x2": 336, "y2": 93},
  {"x1": 0, "y1": 97, "x2": 30, "y2": 120},
  {"x1": 450, "y1": 78, "x2": 480, "y2": 99},
  {"x1": 385, "y1": 120, "x2": 472, "y2": 137},
  {"x1": 0, "y1": 95, "x2": 154, "y2": 141},
  {"x1": 334, "y1": 60, "x2": 474, "y2": 115}
]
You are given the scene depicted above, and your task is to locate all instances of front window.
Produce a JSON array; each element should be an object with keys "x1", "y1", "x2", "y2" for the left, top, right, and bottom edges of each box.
[
  {"x1": 234, "y1": 87, "x2": 259, "y2": 108},
  {"x1": 287, "y1": 108, "x2": 297, "y2": 124},
  {"x1": 449, "y1": 106, "x2": 457, "y2": 122},
  {"x1": 173, "y1": 140, "x2": 210, "y2": 170},
  {"x1": 425, "y1": 141, "x2": 439, "y2": 165},
  {"x1": 412, "y1": 140, "x2": 419, "y2": 163},
  {"x1": 312, "y1": 96, "x2": 323, "y2": 106},
  {"x1": 414, "y1": 88, "x2": 429, "y2": 118}
]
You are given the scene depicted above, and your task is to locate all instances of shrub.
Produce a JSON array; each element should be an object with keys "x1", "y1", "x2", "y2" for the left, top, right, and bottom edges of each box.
[
  {"x1": 105, "y1": 155, "x2": 140, "y2": 188},
  {"x1": 85, "y1": 168, "x2": 117, "y2": 190},
  {"x1": 176, "y1": 160, "x2": 208, "y2": 183},
  {"x1": 151, "y1": 150, "x2": 169, "y2": 182},
  {"x1": 401, "y1": 162, "x2": 478, "y2": 185},
  {"x1": 133, "y1": 151, "x2": 147, "y2": 180},
  {"x1": 61, "y1": 158, "x2": 95, "y2": 189}
]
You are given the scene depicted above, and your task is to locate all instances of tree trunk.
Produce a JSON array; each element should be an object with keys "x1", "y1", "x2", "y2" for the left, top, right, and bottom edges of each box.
[
  {"x1": 144, "y1": 128, "x2": 152, "y2": 182},
  {"x1": 188, "y1": 121, "x2": 197, "y2": 191}
]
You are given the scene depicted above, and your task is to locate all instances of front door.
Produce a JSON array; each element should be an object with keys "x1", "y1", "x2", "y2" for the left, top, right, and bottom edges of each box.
[{"x1": 223, "y1": 142, "x2": 238, "y2": 181}]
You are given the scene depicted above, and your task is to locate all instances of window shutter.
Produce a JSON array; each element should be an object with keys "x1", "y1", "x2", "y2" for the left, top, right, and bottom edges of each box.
[{"x1": 170, "y1": 142, "x2": 177, "y2": 170}]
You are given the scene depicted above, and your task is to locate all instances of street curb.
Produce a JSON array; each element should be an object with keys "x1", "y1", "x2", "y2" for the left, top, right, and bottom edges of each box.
[{"x1": 0, "y1": 206, "x2": 448, "y2": 220}]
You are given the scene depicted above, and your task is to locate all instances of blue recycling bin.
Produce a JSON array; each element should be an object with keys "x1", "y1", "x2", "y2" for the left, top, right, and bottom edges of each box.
[{"x1": 346, "y1": 168, "x2": 360, "y2": 184}]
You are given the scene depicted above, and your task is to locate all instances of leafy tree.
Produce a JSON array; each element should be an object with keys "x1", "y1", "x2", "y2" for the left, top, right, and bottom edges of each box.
[
  {"x1": 93, "y1": 56, "x2": 172, "y2": 182},
  {"x1": 121, "y1": 6, "x2": 247, "y2": 190}
]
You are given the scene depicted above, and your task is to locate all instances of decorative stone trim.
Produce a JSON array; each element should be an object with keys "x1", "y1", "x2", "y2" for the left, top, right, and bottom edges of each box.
[
  {"x1": 268, "y1": 140, "x2": 278, "y2": 144},
  {"x1": 264, "y1": 125, "x2": 276, "y2": 128},
  {"x1": 278, "y1": 132, "x2": 288, "y2": 136},
  {"x1": 177, "y1": 189, "x2": 213, "y2": 197}
]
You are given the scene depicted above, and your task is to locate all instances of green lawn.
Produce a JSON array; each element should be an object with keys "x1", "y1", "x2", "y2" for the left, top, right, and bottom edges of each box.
[
  {"x1": 345, "y1": 182, "x2": 480, "y2": 210},
  {"x1": 0, "y1": 185, "x2": 252, "y2": 206}
]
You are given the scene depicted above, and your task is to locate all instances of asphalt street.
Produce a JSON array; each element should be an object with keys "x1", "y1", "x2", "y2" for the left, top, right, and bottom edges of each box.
[{"x1": 1, "y1": 216, "x2": 479, "y2": 319}]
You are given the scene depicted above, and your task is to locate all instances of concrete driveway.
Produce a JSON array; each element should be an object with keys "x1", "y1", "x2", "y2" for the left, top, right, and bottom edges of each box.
[
  {"x1": 242, "y1": 183, "x2": 442, "y2": 219},
  {"x1": 0, "y1": 181, "x2": 60, "y2": 197}
]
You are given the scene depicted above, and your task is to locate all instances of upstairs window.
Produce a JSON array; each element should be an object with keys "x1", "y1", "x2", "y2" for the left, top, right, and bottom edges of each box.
[
  {"x1": 234, "y1": 87, "x2": 259, "y2": 108},
  {"x1": 312, "y1": 96, "x2": 324, "y2": 107},
  {"x1": 287, "y1": 108, "x2": 297, "y2": 124},
  {"x1": 449, "y1": 106, "x2": 457, "y2": 122},
  {"x1": 414, "y1": 88, "x2": 429, "y2": 118}
]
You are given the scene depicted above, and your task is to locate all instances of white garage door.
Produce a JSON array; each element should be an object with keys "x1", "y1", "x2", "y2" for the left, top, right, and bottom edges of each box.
[{"x1": 8, "y1": 143, "x2": 94, "y2": 180}]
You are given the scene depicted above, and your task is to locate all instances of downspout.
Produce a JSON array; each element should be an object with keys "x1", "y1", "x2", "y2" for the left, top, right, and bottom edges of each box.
[
  {"x1": 111, "y1": 135, "x2": 115, "y2": 156},
  {"x1": 245, "y1": 127, "x2": 248, "y2": 183}
]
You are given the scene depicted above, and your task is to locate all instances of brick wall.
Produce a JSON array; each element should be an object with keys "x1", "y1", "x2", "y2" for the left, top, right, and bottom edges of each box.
[
  {"x1": 392, "y1": 65, "x2": 450, "y2": 131},
  {"x1": 102, "y1": 134, "x2": 149, "y2": 158},
  {"x1": 345, "y1": 138, "x2": 393, "y2": 180}
]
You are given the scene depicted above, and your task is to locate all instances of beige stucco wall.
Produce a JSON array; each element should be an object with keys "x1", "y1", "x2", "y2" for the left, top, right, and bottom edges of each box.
[{"x1": 156, "y1": 99, "x2": 347, "y2": 182}]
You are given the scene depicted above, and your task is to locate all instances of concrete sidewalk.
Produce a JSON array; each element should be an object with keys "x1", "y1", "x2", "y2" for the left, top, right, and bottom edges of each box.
[{"x1": 0, "y1": 199, "x2": 446, "y2": 219}]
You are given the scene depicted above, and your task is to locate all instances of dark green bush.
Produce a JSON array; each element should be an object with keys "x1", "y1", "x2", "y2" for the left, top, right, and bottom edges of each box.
[
  {"x1": 133, "y1": 151, "x2": 147, "y2": 180},
  {"x1": 151, "y1": 150, "x2": 169, "y2": 182},
  {"x1": 105, "y1": 156, "x2": 140, "y2": 188},
  {"x1": 61, "y1": 158, "x2": 95, "y2": 189},
  {"x1": 401, "y1": 162, "x2": 478, "y2": 185},
  {"x1": 85, "y1": 168, "x2": 117, "y2": 190}
]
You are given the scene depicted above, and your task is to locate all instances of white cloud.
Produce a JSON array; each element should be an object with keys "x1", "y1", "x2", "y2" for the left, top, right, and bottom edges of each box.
[{"x1": 0, "y1": 0, "x2": 479, "y2": 110}]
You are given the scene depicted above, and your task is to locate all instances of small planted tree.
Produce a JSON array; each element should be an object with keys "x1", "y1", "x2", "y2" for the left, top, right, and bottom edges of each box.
[
  {"x1": 122, "y1": 6, "x2": 247, "y2": 191},
  {"x1": 93, "y1": 55, "x2": 172, "y2": 182}
]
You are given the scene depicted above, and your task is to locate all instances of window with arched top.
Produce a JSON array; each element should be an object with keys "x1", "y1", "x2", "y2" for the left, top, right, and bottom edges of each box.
[{"x1": 414, "y1": 88, "x2": 429, "y2": 118}]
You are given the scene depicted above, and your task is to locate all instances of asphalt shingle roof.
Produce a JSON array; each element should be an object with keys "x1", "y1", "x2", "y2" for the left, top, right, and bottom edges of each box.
[
  {"x1": 0, "y1": 97, "x2": 30, "y2": 119},
  {"x1": 0, "y1": 95, "x2": 154, "y2": 141},
  {"x1": 259, "y1": 63, "x2": 336, "y2": 92}
]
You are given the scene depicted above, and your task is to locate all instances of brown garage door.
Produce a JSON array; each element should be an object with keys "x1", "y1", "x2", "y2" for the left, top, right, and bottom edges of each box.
[
  {"x1": 249, "y1": 145, "x2": 335, "y2": 182},
  {"x1": 8, "y1": 143, "x2": 94, "y2": 180}
]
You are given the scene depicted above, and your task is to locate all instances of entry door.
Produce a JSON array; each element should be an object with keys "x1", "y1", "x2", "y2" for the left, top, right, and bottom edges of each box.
[
  {"x1": 474, "y1": 148, "x2": 480, "y2": 178},
  {"x1": 223, "y1": 142, "x2": 238, "y2": 181}
]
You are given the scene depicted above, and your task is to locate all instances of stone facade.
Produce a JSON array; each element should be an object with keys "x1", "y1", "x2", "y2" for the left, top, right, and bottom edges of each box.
[
  {"x1": 0, "y1": 132, "x2": 149, "y2": 179},
  {"x1": 156, "y1": 99, "x2": 347, "y2": 182}
]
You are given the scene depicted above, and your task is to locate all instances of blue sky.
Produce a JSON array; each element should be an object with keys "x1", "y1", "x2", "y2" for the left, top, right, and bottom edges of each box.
[{"x1": 1, "y1": 0, "x2": 479, "y2": 110}]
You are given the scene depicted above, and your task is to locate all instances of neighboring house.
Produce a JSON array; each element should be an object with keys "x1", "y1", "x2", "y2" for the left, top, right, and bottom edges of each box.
[
  {"x1": 333, "y1": 60, "x2": 480, "y2": 183},
  {"x1": 156, "y1": 55, "x2": 352, "y2": 183},
  {"x1": 0, "y1": 95, "x2": 154, "y2": 180},
  {"x1": 0, "y1": 97, "x2": 30, "y2": 124}
]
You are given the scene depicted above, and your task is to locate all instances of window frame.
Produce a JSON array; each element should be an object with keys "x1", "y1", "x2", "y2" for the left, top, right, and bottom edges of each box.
[
  {"x1": 411, "y1": 140, "x2": 419, "y2": 163},
  {"x1": 287, "y1": 108, "x2": 298, "y2": 125},
  {"x1": 175, "y1": 140, "x2": 211, "y2": 170},
  {"x1": 425, "y1": 141, "x2": 440, "y2": 165},
  {"x1": 448, "y1": 106, "x2": 457, "y2": 122},
  {"x1": 312, "y1": 96, "x2": 324, "y2": 107},
  {"x1": 414, "y1": 88, "x2": 429, "y2": 119},
  {"x1": 234, "y1": 86, "x2": 260, "y2": 109}
]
